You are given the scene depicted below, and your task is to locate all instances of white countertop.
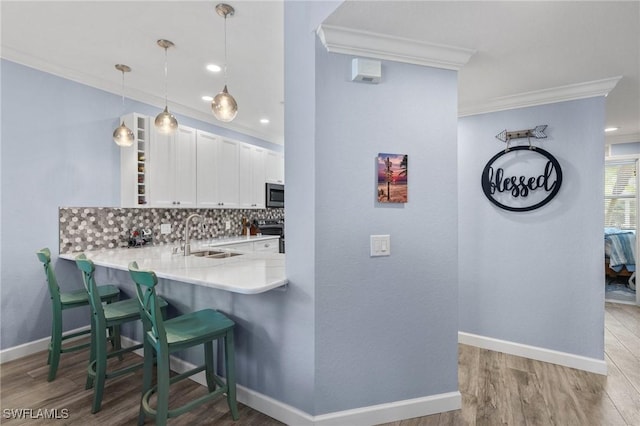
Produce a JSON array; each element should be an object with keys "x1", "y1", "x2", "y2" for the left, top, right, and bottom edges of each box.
[{"x1": 59, "y1": 235, "x2": 287, "y2": 294}]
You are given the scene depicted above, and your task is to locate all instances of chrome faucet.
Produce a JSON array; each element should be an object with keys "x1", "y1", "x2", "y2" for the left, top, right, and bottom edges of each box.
[{"x1": 183, "y1": 213, "x2": 202, "y2": 256}]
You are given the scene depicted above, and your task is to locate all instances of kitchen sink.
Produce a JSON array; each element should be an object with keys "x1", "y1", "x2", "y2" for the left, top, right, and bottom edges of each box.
[{"x1": 190, "y1": 250, "x2": 243, "y2": 259}]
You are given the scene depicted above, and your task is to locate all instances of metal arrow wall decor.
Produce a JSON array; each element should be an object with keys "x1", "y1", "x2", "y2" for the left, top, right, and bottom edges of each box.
[{"x1": 496, "y1": 125, "x2": 547, "y2": 151}]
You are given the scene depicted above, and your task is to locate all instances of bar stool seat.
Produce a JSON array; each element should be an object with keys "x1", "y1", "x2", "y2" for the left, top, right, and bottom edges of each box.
[
  {"x1": 128, "y1": 261, "x2": 239, "y2": 426},
  {"x1": 59, "y1": 286, "x2": 120, "y2": 307},
  {"x1": 36, "y1": 248, "x2": 120, "y2": 382},
  {"x1": 75, "y1": 254, "x2": 168, "y2": 414}
]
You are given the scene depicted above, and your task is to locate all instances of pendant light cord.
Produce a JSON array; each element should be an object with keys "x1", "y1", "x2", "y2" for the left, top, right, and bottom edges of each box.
[
  {"x1": 223, "y1": 14, "x2": 228, "y2": 85},
  {"x1": 164, "y1": 47, "x2": 169, "y2": 106},
  {"x1": 120, "y1": 70, "x2": 125, "y2": 110}
]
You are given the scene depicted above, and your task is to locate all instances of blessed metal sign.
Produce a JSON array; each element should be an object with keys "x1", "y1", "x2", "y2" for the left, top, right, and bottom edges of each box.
[{"x1": 481, "y1": 146, "x2": 563, "y2": 212}]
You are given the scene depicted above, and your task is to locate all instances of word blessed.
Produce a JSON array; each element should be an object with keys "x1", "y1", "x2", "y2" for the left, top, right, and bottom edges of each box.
[
  {"x1": 481, "y1": 146, "x2": 563, "y2": 212},
  {"x1": 486, "y1": 161, "x2": 558, "y2": 197}
]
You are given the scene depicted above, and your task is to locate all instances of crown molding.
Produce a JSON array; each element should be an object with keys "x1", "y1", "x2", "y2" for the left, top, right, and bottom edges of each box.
[
  {"x1": 1, "y1": 49, "x2": 283, "y2": 145},
  {"x1": 316, "y1": 24, "x2": 475, "y2": 71},
  {"x1": 606, "y1": 132, "x2": 640, "y2": 145},
  {"x1": 459, "y1": 76, "x2": 623, "y2": 117}
]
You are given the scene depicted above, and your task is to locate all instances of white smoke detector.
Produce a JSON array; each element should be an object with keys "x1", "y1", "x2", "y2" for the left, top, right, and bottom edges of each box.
[{"x1": 351, "y1": 58, "x2": 381, "y2": 84}]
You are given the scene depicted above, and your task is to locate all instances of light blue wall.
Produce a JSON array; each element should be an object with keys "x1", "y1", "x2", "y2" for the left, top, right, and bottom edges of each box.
[
  {"x1": 313, "y1": 47, "x2": 460, "y2": 414},
  {"x1": 285, "y1": 0, "x2": 459, "y2": 416},
  {"x1": 0, "y1": 59, "x2": 281, "y2": 351},
  {"x1": 285, "y1": 0, "x2": 458, "y2": 416},
  {"x1": 2, "y1": 59, "x2": 120, "y2": 350},
  {"x1": 283, "y1": 0, "x2": 343, "y2": 415},
  {"x1": 458, "y1": 98, "x2": 605, "y2": 359}
]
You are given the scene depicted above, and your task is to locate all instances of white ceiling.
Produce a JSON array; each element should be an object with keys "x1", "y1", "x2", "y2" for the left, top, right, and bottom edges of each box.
[
  {"x1": 1, "y1": 0, "x2": 285, "y2": 144},
  {"x1": 2, "y1": 1, "x2": 638, "y2": 146}
]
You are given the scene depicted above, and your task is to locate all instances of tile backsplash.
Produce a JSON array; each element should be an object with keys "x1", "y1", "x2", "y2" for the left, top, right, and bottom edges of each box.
[{"x1": 59, "y1": 207, "x2": 284, "y2": 254}]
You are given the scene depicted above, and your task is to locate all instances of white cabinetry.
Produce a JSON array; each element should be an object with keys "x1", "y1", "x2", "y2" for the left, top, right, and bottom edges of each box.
[
  {"x1": 217, "y1": 237, "x2": 279, "y2": 253},
  {"x1": 239, "y1": 144, "x2": 266, "y2": 208},
  {"x1": 121, "y1": 113, "x2": 284, "y2": 209},
  {"x1": 148, "y1": 125, "x2": 197, "y2": 207},
  {"x1": 253, "y1": 239, "x2": 279, "y2": 253},
  {"x1": 120, "y1": 113, "x2": 149, "y2": 207},
  {"x1": 265, "y1": 150, "x2": 285, "y2": 184},
  {"x1": 196, "y1": 131, "x2": 240, "y2": 208}
]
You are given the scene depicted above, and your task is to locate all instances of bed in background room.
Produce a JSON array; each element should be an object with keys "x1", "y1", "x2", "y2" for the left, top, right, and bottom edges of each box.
[{"x1": 605, "y1": 227, "x2": 636, "y2": 290}]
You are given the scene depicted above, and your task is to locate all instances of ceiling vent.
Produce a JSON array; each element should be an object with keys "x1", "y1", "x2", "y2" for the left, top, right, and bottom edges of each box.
[{"x1": 351, "y1": 58, "x2": 381, "y2": 84}]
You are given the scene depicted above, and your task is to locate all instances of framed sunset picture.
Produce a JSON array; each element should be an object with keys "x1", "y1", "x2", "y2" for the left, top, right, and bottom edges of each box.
[{"x1": 377, "y1": 153, "x2": 408, "y2": 203}]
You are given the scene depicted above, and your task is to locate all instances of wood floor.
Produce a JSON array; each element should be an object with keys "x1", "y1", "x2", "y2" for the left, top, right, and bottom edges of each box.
[{"x1": 1, "y1": 302, "x2": 638, "y2": 425}]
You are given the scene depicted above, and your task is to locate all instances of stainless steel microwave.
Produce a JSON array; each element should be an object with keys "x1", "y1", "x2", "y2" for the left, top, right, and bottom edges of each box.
[{"x1": 265, "y1": 183, "x2": 284, "y2": 208}]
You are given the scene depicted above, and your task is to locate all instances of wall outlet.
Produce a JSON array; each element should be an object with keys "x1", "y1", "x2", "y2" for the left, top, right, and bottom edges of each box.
[
  {"x1": 225, "y1": 221, "x2": 231, "y2": 230},
  {"x1": 160, "y1": 223, "x2": 171, "y2": 234}
]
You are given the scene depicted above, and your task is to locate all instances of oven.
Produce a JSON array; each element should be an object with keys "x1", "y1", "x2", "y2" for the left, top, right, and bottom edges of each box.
[{"x1": 254, "y1": 218, "x2": 285, "y2": 253}]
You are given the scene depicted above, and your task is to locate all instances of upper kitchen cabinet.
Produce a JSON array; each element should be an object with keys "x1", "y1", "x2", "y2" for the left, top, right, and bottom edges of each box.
[
  {"x1": 148, "y1": 125, "x2": 197, "y2": 207},
  {"x1": 239, "y1": 144, "x2": 266, "y2": 209},
  {"x1": 196, "y1": 130, "x2": 240, "y2": 208},
  {"x1": 120, "y1": 113, "x2": 149, "y2": 207},
  {"x1": 121, "y1": 113, "x2": 283, "y2": 209},
  {"x1": 265, "y1": 150, "x2": 284, "y2": 184}
]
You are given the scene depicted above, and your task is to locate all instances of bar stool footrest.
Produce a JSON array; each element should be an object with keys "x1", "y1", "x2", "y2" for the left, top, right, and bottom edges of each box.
[
  {"x1": 86, "y1": 343, "x2": 145, "y2": 386},
  {"x1": 141, "y1": 364, "x2": 229, "y2": 420}
]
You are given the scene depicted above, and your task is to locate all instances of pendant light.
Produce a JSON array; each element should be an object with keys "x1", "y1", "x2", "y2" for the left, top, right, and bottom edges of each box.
[
  {"x1": 154, "y1": 39, "x2": 178, "y2": 134},
  {"x1": 112, "y1": 64, "x2": 135, "y2": 147},
  {"x1": 211, "y1": 3, "x2": 238, "y2": 122}
]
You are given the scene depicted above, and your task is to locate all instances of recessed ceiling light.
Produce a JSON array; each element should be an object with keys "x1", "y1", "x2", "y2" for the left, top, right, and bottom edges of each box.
[
  {"x1": 206, "y1": 64, "x2": 222, "y2": 73},
  {"x1": 605, "y1": 127, "x2": 619, "y2": 132},
  {"x1": 202, "y1": 95, "x2": 213, "y2": 102},
  {"x1": 260, "y1": 118, "x2": 270, "y2": 124}
]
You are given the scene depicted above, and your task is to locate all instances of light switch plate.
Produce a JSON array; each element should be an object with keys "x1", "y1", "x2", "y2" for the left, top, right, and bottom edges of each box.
[
  {"x1": 225, "y1": 221, "x2": 231, "y2": 230},
  {"x1": 370, "y1": 234, "x2": 390, "y2": 257},
  {"x1": 160, "y1": 223, "x2": 171, "y2": 234}
]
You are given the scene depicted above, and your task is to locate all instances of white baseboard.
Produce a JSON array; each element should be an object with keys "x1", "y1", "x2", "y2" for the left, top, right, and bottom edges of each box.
[
  {"x1": 0, "y1": 325, "x2": 90, "y2": 364},
  {"x1": 311, "y1": 391, "x2": 461, "y2": 426},
  {"x1": 458, "y1": 331, "x2": 608, "y2": 375},
  {"x1": 2, "y1": 334, "x2": 461, "y2": 424},
  {"x1": 123, "y1": 336, "x2": 462, "y2": 425}
]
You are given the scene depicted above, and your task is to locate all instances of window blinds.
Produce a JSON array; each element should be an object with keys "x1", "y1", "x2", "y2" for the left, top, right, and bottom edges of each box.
[{"x1": 605, "y1": 160, "x2": 637, "y2": 229}]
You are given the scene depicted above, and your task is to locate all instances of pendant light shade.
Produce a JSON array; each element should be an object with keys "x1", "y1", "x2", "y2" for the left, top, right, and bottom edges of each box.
[
  {"x1": 113, "y1": 64, "x2": 134, "y2": 147},
  {"x1": 155, "y1": 39, "x2": 178, "y2": 134},
  {"x1": 211, "y1": 3, "x2": 238, "y2": 122},
  {"x1": 155, "y1": 106, "x2": 178, "y2": 133},
  {"x1": 113, "y1": 121, "x2": 135, "y2": 147},
  {"x1": 212, "y1": 85, "x2": 238, "y2": 122}
]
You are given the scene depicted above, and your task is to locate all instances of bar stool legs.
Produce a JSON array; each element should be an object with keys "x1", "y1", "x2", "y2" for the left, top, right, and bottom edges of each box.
[
  {"x1": 129, "y1": 261, "x2": 239, "y2": 425},
  {"x1": 36, "y1": 248, "x2": 120, "y2": 382},
  {"x1": 75, "y1": 254, "x2": 167, "y2": 414}
]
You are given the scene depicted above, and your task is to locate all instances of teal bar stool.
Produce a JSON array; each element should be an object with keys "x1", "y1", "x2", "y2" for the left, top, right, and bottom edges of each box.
[
  {"x1": 36, "y1": 248, "x2": 120, "y2": 382},
  {"x1": 128, "y1": 261, "x2": 239, "y2": 426},
  {"x1": 75, "y1": 254, "x2": 168, "y2": 414}
]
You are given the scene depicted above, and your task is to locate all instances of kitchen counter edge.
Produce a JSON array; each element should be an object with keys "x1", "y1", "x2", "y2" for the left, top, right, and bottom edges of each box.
[{"x1": 58, "y1": 236, "x2": 287, "y2": 295}]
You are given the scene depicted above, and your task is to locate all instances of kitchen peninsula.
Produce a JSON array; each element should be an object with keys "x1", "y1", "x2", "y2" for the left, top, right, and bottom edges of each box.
[{"x1": 59, "y1": 235, "x2": 287, "y2": 294}]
